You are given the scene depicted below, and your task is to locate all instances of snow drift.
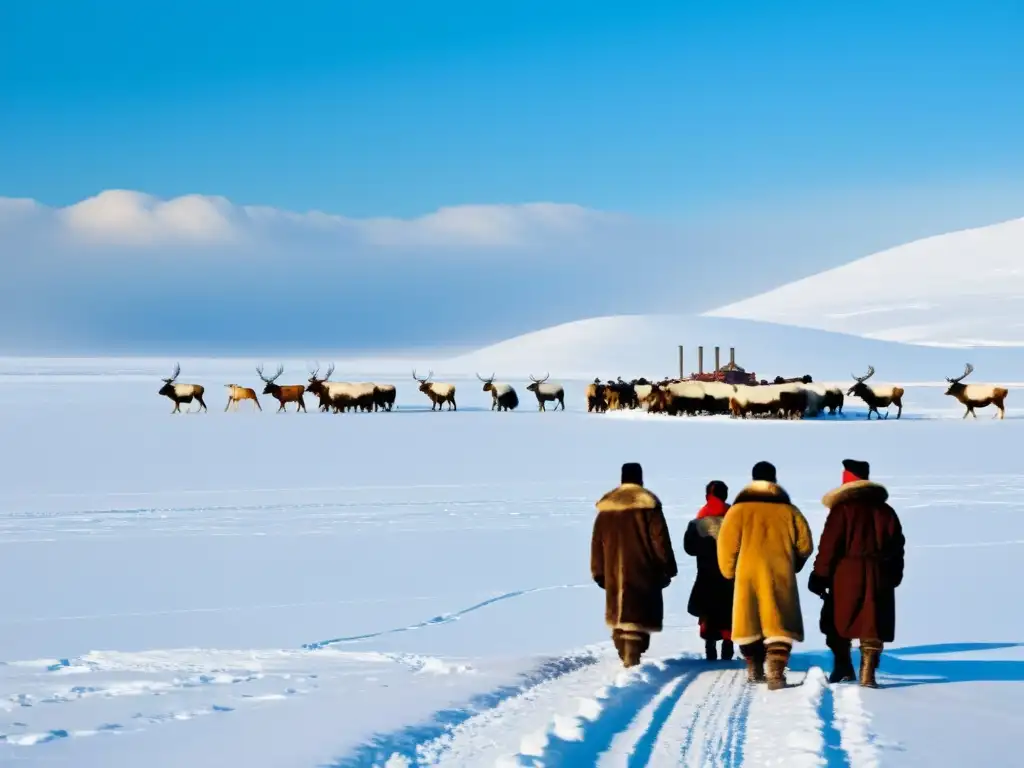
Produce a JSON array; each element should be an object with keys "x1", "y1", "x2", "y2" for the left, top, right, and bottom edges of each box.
[
  {"x1": 705, "y1": 215, "x2": 1024, "y2": 347},
  {"x1": 441, "y1": 314, "x2": 1024, "y2": 383}
]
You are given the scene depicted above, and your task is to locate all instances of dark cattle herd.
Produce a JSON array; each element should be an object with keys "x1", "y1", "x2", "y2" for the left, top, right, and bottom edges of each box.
[{"x1": 156, "y1": 363, "x2": 1010, "y2": 420}]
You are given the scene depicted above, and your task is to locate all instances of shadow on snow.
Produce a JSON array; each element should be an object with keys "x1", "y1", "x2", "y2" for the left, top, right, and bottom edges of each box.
[{"x1": 794, "y1": 642, "x2": 1024, "y2": 690}]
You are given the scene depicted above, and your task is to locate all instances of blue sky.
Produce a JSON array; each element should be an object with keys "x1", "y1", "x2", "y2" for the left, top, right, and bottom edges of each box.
[
  {"x1": 4, "y1": 0, "x2": 1024, "y2": 216},
  {"x1": 2, "y1": 1, "x2": 1024, "y2": 353}
]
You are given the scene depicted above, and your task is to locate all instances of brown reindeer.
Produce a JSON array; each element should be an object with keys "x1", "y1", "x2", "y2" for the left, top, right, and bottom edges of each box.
[
  {"x1": 413, "y1": 370, "x2": 457, "y2": 411},
  {"x1": 158, "y1": 363, "x2": 207, "y2": 414},
  {"x1": 306, "y1": 363, "x2": 337, "y2": 412},
  {"x1": 847, "y1": 366, "x2": 904, "y2": 420},
  {"x1": 257, "y1": 364, "x2": 307, "y2": 413},
  {"x1": 944, "y1": 363, "x2": 1009, "y2": 419},
  {"x1": 224, "y1": 384, "x2": 261, "y2": 412}
]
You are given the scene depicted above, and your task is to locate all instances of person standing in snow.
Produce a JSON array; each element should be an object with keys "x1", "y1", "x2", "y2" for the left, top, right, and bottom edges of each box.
[
  {"x1": 809, "y1": 459, "x2": 905, "y2": 688},
  {"x1": 591, "y1": 462, "x2": 678, "y2": 668},
  {"x1": 717, "y1": 461, "x2": 814, "y2": 690},
  {"x1": 683, "y1": 480, "x2": 735, "y2": 662}
]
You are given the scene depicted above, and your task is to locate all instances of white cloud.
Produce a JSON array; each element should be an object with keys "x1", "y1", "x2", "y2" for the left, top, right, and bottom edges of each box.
[
  {"x1": 1, "y1": 189, "x2": 608, "y2": 250},
  {"x1": 2, "y1": 183, "x2": 1024, "y2": 355}
]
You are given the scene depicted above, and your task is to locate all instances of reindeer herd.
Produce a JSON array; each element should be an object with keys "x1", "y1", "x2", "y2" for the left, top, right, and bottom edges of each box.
[
  {"x1": 582, "y1": 364, "x2": 1009, "y2": 420},
  {"x1": 157, "y1": 365, "x2": 563, "y2": 414},
  {"x1": 157, "y1": 362, "x2": 1010, "y2": 420}
]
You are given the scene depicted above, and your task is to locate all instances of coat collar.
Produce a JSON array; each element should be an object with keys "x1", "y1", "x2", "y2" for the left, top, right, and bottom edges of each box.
[
  {"x1": 822, "y1": 480, "x2": 889, "y2": 509},
  {"x1": 596, "y1": 483, "x2": 660, "y2": 513},
  {"x1": 694, "y1": 515, "x2": 724, "y2": 539},
  {"x1": 733, "y1": 480, "x2": 792, "y2": 506}
]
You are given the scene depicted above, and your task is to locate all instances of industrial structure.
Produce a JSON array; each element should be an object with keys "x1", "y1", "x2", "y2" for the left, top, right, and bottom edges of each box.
[{"x1": 677, "y1": 345, "x2": 758, "y2": 385}]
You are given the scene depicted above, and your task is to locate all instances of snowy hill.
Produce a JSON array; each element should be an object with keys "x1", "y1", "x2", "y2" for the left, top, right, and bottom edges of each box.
[
  {"x1": 705, "y1": 215, "x2": 1024, "y2": 347},
  {"x1": 442, "y1": 313, "x2": 1024, "y2": 382}
]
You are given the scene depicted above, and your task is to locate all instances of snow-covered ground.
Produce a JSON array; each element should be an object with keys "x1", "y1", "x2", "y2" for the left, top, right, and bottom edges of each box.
[
  {"x1": 1, "y1": 358, "x2": 1022, "y2": 767},
  {"x1": 706, "y1": 215, "x2": 1024, "y2": 347}
]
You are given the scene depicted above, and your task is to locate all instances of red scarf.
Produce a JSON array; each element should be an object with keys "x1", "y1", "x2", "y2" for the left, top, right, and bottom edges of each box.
[
  {"x1": 842, "y1": 470, "x2": 863, "y2": 485},
  {"x1": 697, "y1": 496, "x2": 729, "y2": 519}
]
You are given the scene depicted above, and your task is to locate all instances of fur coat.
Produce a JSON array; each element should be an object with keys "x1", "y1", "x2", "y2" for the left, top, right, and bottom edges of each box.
[
  {"x1": 591, "y1": 483, "x2": 678, "y2": 634},
  {"x1": 809, "y1": 480, "x2": 905, "y2": 643},
  {"x1": 716, "y1": 481, "x2": 814, "y2": 645}
]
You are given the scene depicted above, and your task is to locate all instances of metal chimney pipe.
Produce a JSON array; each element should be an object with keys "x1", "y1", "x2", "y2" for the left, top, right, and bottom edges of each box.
[
  {"x1": 730, "y1": 347, "x2": 735, "y2": 366},
  {"x1": 698, "y1": 346, "x2": 704, "y2": 375},
  {"x1": 678, "y1": 345, "x2": 684, "y2": 379},
  {"x1": 715, "y1": 346, "x2": 720, "y2": 373}
]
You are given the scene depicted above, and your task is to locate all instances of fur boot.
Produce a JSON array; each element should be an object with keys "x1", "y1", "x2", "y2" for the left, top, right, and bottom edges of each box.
[
  {"x1": 705, "y1": 640, "x2": 718, "y2": 661},
  {"x1": 622, "y1": 639, "x2": 642, "y2": 668},
  {"x1": 828, "y1": 639, "x2": 856, "y2": 684},
  {"x1": 612, "y1": 630, "x2": 625, "y2": 662},
  {"x1": 765, "y1": 642, "x2": 791, "y2": 691},
  {"x1": 859, "y1": 640, "x2": 882, "y2": 688},
  {"x1": 620, "y1": 630, "x2": 648, "y2": 669},
  {"x1": 740, "y1": 640, "x2": 766, "y2": 684},
  {"x1": 721, "y1": 639, "x2": 734, "y2": 661}
]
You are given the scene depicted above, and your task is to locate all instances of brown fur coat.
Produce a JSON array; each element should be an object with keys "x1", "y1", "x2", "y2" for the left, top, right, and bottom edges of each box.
[
  {"x1": 591, "y1": 483, "x2": 678, "y2": 634},
  {"x1": 717, "y1": 481, "x2": 814, "y2": 645},
  {"x1": 810, "y1": 480, "x2": 905, "y2": 643}
]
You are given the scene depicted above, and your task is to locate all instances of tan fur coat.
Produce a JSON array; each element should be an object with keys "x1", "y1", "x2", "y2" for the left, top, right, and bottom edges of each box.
[{"x1": 717, "y1": 481, "x2": 814, "y2": 645}]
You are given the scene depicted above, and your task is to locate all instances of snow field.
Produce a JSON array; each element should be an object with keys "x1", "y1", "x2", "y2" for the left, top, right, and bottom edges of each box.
[{"x1": 1, "y1": 365, "x2": 1023, "y2": 765}]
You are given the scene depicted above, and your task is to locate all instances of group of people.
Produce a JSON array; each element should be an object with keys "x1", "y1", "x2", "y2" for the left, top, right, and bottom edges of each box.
[{"x1": 590, "y1": 459, "x2": 905, "y2": 690}]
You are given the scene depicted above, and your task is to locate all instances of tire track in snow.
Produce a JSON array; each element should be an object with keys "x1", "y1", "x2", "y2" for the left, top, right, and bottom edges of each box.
[
  {"x1": 520, "y1": 656, "x2": 707, "y2": 765},
  {"x1": 599, "y1": 664, "x2": 752, "y2": 768},
  {"x1": 833, "y1": 684, "x2": 882, "y2": 767}
]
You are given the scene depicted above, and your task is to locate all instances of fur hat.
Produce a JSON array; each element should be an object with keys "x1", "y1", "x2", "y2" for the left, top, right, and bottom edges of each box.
[
  {"x1": 705, "y1": 480, "x2": 729, "y2": 501},
  {"x1": 621, "y1": 462, "x2": 643, "y2": 485},
  {"x1": 842, "y1": 459, "x2": 870, "y2": 480},
  {"x1": 751, "y1": 461, "x2": 777, "y2": 483}
]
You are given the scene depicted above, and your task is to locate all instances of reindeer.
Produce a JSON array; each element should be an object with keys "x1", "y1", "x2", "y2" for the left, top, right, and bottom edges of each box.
[
  {"x1": 306, "y1": 364, "x2": 375, "y2": 413},
  {"x1": 477, "y1": 373, "x2": 519, "y2": 411},
  {"x1": 306, "y1": 363, "x2": 338, "y2": 412},
  {"x1": 258, "y1": 364, "x2": 307, "y2": 413},
  {"x1": 224, "y1": 384, "x2": 261, "y2": 412},
  {"x1": 848, "y1": 366, "x2": 904, "y2": 420},
  {"x1": 158, "y1": 363, "x2": 207, "y2": 413},
  {"x1": 944, "y1": 363, "x2": 1008, "y2": 419},
  {"x1": 527, "y1": 373, "x2": 565, "y2": 411},
  {"x1": 586, "y1": 379, "x2": 607, "y2": 413},
  {"x1": 413, "y1": 370, "x2": 457, "y2": 411},
  {"x1": 631, "y1": 378, "x2": 655, "y2": 408},
  {"x1": 373, "y1": 384, "x2": 397, "y2": 412}
]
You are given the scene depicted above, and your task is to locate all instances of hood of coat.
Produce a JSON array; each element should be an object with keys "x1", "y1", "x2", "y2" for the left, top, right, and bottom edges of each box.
[
  {"x1": 596, "y1": 483, "x2": 660, "y2": 513},
  {"x1": 694, "y1": 515, "x2": 724, "y2": 540},
  {"x1": 733, "y1": 480, "x2": 792, "y2": 506},
  {"x1": 822, "y1": 480, "x2": 889, "y2": 509}
]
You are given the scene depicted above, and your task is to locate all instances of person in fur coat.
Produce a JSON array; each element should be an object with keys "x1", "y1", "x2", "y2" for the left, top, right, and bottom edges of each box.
[
  {"x1": 683, "y1": 480, "x2": 735, "y2": 661},
  {"x1": 717, "y1": 461, "x2": 814, "y2": 690},
  {"x1": 592, "y1": 462, "x2": 678, "y2": 668},
  {"x1": 809, "y1": 459, "x2": 905, "y2": 688}
]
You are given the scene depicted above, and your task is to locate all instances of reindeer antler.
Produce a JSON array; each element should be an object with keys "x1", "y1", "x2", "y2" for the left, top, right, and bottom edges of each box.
[
  {"x1": 947, "y1": 363, "x2": 974, "y2": 384},
  {"x1": 257, "y1": 364, "x2": 284, "y2": 384},
  {"x1": 164, "y1": 362, "x2": 181, "y2": 383},
  {"x1": 325, "y1": 362, "x2": 335, "y2": 380},
  {"x1": 476, "y1": 372, "x2": 495, "y2": 382},
  {"x1": 851, "y1": 366, "x2": 875, "y2": 383},
  {"x1": 530, "y1": 372, "x2": 550, "y2": 384}
]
